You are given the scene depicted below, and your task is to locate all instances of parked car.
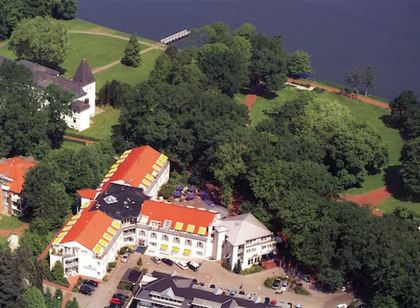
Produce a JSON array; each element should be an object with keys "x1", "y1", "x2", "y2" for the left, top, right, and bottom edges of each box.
[
  {"x1": 110, "y1": 297, "x2": 122, "y2": 305},
  {"x1": 272, "y1": 280, "x2": 280, "y2": 290},
  {"x1": 121, "y1": 252, "x2": 129, "y2": 263},
  {"x1": 175, "y1": 261, "x2": 188, "y2": 270},
  {"x1": 151, "y1": 256, "x2": 161, "y2": 264},
  {"x1": 229, "y1": 290, "x2": 237, "y2": 296},
  {"x1": 187, "y1": 261, "x2": 200, "y2": 271},
  {"x1": 295, "y1": 305, "x2": 303, "y2": 308},
  {"x1": 337, "y1": 305, "x2": 348, "y2": 308},
  {"x1": 264, "y1": 297, "x2": 271, "y2": 305},
  {"x1": 79, "y1": 284, "x2": 94, "y2": 295},
  {"x1": 83, "y1": 279, "x2": 98, "y2": 288},
  {"x1": 209, "y1": 284, "x2": 216, "y2": 289},
  {"x1": 162, "y1": 258, "x2": 174, "y2": 266},
  {"x1": 113, "y1": 293, "x2": 128, "y2": 302}
]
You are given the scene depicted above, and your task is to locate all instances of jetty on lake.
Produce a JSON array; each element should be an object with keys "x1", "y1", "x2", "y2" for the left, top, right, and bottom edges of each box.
[{"x1": 160, "y1": 29, "x2": 191, "y2": 45}]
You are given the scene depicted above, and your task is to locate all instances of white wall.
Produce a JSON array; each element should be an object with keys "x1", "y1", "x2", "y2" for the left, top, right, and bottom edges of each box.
[
  {"x1": 145, "y1": 162, "x2": 170, "y2": 199},
  {"x1": 81, "y1": 82, "x2": 96, "y2": 118},
  {"x1": 64, "y1": 109, "x2": 90, "y2": 132}
]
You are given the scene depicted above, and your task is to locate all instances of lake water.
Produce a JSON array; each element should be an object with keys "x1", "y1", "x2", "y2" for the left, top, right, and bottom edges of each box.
[{"x1": 78, "y1": 0, "x2": 420, "y2": 99}]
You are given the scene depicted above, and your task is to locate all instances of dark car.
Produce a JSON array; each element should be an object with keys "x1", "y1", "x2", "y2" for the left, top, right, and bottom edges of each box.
[
  {"x1": 187, "y1": 261, "x2": 200, "y2": 271},
  {"x1": 162, "y1": 258, "x2": 174, "y2": 266},
  {"x1": 83, "y1": 279, "x2": 98, "y2": 288},
  {"x1": 209, "y1": 284, "x2": 216, "y2": 289},
  {"x1": 264, "y1": 297, "x2": 271, "y2": 305},
  {"x1": 272, "y1": 280, "x2": 280, "y2": 290},
  {"x1": 79, "y1": 285, "x2": 94, "y2": 295}
]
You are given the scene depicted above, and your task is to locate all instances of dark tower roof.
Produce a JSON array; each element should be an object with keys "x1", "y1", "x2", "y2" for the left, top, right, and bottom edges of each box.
[{"x1": 73, "y1": 58, "x2": 95, "y2": 85}]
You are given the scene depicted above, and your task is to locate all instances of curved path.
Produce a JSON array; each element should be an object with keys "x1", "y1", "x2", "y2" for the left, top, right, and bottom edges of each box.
[
  {"x1": 63, "y1": 135, "x2": 95, "y2": 145},
  {"x1": 288, "y1": 78, "x2": 390, "y2": 110},
  {"x1": 0, "y1": 224, "x2": 28, "y2": 237},
  {"x1": 69, "y1": 30, "x2": 165, "y2": 50},
  {"x1": 92, "y1": 46, "x2": 156, "y2": 74},
  {"x1": 243, "y1": 94, "x2": 257, "y2": 110}
]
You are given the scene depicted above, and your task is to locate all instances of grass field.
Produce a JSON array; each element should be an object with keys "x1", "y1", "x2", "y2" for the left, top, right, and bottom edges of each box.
[
  {"x1": 61, "y1": 140, "x2": 86, "y2": 150},
  {"x1": 0, "y1": 18, "x2": 161, "y2": 91},
  {"x1": 95, "y1": 49, "x2": 161, "y2": 89},
  {"x1": 66, "y1": 106, "x2": 120, "y2": 141},
  {"x1": 379, "y1": 197, "x2": 420, "y2": 217},
  {"x1": 0, "y1": 215, "x2": 24, "y2": 230}
]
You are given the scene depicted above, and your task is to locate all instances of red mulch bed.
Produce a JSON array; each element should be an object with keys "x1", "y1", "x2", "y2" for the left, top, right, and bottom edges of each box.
[
  {"x1": 341, "y1": 186, "x2": 392, "y2": 206},
  {"x1": 243, "y1": 94, "x2": 257, "y2": 110}
]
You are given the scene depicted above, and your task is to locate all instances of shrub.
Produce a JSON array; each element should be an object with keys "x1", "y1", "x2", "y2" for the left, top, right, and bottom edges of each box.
[
  {"x1": 240, "y1": 264, "x2": 264, "y2": 275},
  {"x1": 294, "y1": 285, "x2": 311, "y2": 296},
  {"x1": 50, "y1": 261, "x2": 69, "y2": 287},
  {"x1": 117, "y1": 281, "x2": 133, "y2": 291},
  {"x1": 119, "y1": 247, "x2": 129, "y2": 255},
  {"x1": 264, "y1": 277, "x2": 276, "y2": 288},
  {"x1": 107, "y1": 261, "x2": 117, "y2": 272}
]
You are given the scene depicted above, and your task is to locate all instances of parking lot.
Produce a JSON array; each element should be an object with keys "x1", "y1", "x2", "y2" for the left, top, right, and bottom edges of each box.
[{"x1": 71, "y1": 252, "x2": 353, "y2": 308}]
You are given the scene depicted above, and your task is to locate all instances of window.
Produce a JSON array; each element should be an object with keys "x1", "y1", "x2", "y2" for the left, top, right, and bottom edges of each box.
[
  {"x1": 151, "y1": 220, "x2": 160, "y2": 228},
  {"x1": 197, "y1": 241, "x2": 204, "y2": 248},
  {"x1": 185, "y1": 239, "x2": 192, "y2": 246},
  {"x1": 196, "y1": 251, "x2": 203, "y2": 256},
  {"x1": 162, "y1": 234, "x2": 168, "y2": 241},
  {"x1": 173, "y1": 237, "x2": 180, "y2": 244},
  {"x1": 150, "y1": 242, "x2": 157, "y2": 247},
  {"x1": 150, "y1": 232, "x2": 157, "y2": 239},
  {"x1": 139, "y1": 230, "x2": 146, "y2": 237},
  {"x1": 73, "y1": 117, "x2": 77, "y2": 123}
]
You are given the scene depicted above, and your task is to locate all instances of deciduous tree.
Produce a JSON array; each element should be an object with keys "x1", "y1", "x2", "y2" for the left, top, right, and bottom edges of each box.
[
  {"x1": 24, "y1": 287, "x2": 47, "y2": 308},
  {"x1": 8, "y1": 16, "x2": 69, "y2": 68},
  {"x1": 287, "y1": 50, "x2": 312, "y2": 78}
]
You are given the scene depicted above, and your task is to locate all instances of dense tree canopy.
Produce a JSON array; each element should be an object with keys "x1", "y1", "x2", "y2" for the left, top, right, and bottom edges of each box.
[
  {"x1": 287, "y1": 50, "x2": 312, "y2": 77},
  {"x1": 8, "y1": 16, "x2": 69, "y2": 68},
  {"x1": 0, "y1": 60, "x2": 70, "y2": 158},
  {"x1": 22, "y1": 143, "x2": 115, "y2": 234}
]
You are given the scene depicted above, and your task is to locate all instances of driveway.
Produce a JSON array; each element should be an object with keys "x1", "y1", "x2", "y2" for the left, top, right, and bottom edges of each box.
[
  {"x1": 140, "y1": 255, "x2": 354, "y2": 308},
  {"x1": 73, "y1": 253, "x2": 140, "y2": 308}
]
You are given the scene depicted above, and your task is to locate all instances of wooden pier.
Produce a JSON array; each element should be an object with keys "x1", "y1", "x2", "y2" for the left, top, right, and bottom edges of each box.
[{"x1": 160, "y1": 29, "x2": 191, "y2": 45}]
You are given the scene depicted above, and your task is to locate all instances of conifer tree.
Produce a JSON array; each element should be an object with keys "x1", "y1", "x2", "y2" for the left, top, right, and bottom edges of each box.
[{"x1": 121, "y1": 34, "x2": 141, "y2": 67}]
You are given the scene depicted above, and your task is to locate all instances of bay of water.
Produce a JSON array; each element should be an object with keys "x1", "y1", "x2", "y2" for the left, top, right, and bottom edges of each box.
[{"x1": 78, "y1": 0, "x2": 420, "y2": 99}]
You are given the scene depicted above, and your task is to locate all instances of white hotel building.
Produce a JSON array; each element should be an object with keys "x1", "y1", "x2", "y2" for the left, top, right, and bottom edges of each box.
[{"x1": 49, "y1": 146, "x2": 276, "y2": 279}]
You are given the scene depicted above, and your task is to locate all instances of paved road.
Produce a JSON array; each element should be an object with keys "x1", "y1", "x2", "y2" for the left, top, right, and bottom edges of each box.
[
  {"x1": 73, "y1": 254, "x2": 140, "y2": 308},
  {"x1": 140, "y1": 255, "x2": 354, "y2": 308}
]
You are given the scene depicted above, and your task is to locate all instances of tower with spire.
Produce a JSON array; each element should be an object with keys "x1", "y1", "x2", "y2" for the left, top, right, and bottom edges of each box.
[{"x1": 73, "y1": 58, "x2": 96, "y2": 118}]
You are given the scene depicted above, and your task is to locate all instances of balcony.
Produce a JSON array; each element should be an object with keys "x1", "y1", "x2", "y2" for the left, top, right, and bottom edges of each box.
[{"x1": 64, "y1": 262, "x2": 78, "y2": 268}]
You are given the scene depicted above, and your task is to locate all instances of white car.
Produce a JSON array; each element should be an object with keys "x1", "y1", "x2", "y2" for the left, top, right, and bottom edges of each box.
[
  {"x1": 337, "y1": 305, "x2": 348, "y2": 308},
  {"x1": 175, "y1": 260, "x2": 188, "y2": 270},
  {"x1": 121, "y1": 252, "x2": 129, "y2": 263}
]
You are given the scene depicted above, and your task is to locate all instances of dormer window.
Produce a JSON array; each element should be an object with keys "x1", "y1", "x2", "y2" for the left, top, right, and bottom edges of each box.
[{"x1": 104, "y1": 195, "x2": 117, "y2": 204}]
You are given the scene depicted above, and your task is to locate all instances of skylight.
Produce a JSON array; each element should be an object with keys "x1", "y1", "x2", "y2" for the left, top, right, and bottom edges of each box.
[{"x1": 104, "y1": 195, "x2": 117, "y2": 204}]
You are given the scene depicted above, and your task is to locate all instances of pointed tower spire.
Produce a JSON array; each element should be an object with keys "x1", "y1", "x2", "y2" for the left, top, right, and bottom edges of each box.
[{"x1": 73, "y1": 58, "x2": 95, "y2": 85}]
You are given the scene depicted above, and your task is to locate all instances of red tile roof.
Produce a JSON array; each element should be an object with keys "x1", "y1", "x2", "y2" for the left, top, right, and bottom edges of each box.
[
  {"x1": 140, "y1": 200, "x2": 217, "y2": 235},
  {"x1": 60, "y1": 207, "x2": 114, "y2": 251},
  {"x1": 76, "y1": 188, "x2": 97, "y2": 200},
  {"x1": 0, "y1": 156, "x2": 36, "y2": 194},
  {"x1": 101, "y1": 146, "x2": 163, "y2": 191}
]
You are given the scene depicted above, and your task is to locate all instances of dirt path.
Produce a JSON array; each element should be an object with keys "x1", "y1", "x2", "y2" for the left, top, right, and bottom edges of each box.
[
  {"x1": 341, "y1": 186, "x2": 392, "y2": 206},
  {"x1": 243, "y1": 94, "x2": 257, "y2": 110},
  {"x1": 92, "y1": 46, "x2": 156, "y2": 74},
  {"x1": 0, "y1": 41, "x2": 6, "y2": 48},
  {"x1": 69, "y1": 30, "x2": 165, "y2": 50},
  {"x1": 63, "y1": 135, "x2": 95, "y2": 145},
  {"x1": 288, "y1": 78, "x2": 390, "y2": 110},
  {"x1": 0, "y1": 224, "x2": 28, "y2": 237}
]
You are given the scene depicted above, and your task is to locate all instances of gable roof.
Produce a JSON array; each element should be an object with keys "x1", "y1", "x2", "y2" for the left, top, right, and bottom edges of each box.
[
  {"x1": 218, "y1": 213, "x2": 272, "y2": 246},
  {"x1": 73, "y1": 59, "x2": 95, "y2": 85},
  {"x1": 0, "y1": 156, "x2": 36, "y2": 194},
  {"x1": 76, "y1": 188, "x2": 97, "y2": 200},
  {"x1": 99, "y1": 146, "x2": 167, "y2": 192},
  {"x1": 140, "y1": 200, "x2": 217, "y2": 235},
  {"x1": 57, "y1": 205, "x2": 120, "y2": 253}
]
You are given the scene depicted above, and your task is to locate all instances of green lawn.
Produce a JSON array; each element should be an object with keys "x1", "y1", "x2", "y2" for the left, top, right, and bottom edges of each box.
[
  {"x1": 0, "y1": 44, "x2": 16, "y2": 60},
  {"x1": 94, "y1": 49, "x2": 162, "y2": 89},
  {"x1": 0, "y1": 215, "x2": 24, "y2": 230},
  {"x1": 66, "y1": 106, "x2": 120, "y2": 141},
  {"x1": 379, "y1": 197, "x2": 420, "y2": 217},
  {"x1": 61, "y1": 140, "x2": 86, "y2": 150},
  {"x1": 62, "y1": 33, "x2": 130, "y2": 77}
]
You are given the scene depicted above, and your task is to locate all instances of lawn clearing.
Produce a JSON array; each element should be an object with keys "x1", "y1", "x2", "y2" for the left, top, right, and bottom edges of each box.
[
  {"x1": 94, "y1": 49, "x2": 162, "y2": 89},
  {"x1": 61, "y1": 140, "x2": 86, "y2": 151},
  {"x1": 0, "y1": 215, "x2": 24, "y2": 230},
  {"x1": 62, "y1": 33, "x2": 149, "y2": 77},
  {"x1": 379, "y1": 196, "x2": 420, "y2": 216},
  {"x1": 66, "y1": 106, "x2": 120, "y2": 141},
  {"x1": 0, "y1": 44, "x2": 16, "y2": 60}
]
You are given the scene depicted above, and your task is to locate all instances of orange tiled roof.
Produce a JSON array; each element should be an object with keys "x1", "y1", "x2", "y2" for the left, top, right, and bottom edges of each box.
[
  {"x1": 76, "y1": 188, "x2": 97, "y2": 200},
  {"x1": 59, "y1": 207, "x2": 115, "y2": 251},
  {"x1": 100, "y1": 145, "x2": 167, "y2": 192},
  {"x1": 0, "y1": 156, "x2": 36, "y2": 194},
  {"x1": 140, "y1": 200, "x2": 217, "y2": 235}
]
